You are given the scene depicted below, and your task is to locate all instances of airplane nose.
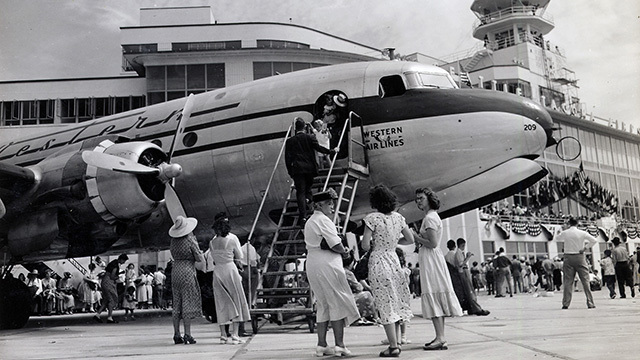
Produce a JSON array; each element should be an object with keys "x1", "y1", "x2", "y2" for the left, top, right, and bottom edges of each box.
[{"x1": 518, "y1": 97, "x2": 556, "y2": 147}]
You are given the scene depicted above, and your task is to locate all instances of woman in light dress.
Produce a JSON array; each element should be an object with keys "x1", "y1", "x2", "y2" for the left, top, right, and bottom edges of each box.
[
  {"x1": 361, "y1": 184, "x2": 414, "y2": 357},
  {"x1": 304, "y1": 189, "x2": 360, "y2": 357},
  {"x1": 78, "y1": 263, "x2": 101, "y2": 312},
  {"x1": 209, "y1": 216, "x2": 250, "y2": 345},
  {"x1": 412, "y1": 187, "x2": 462, "y2": 351}
]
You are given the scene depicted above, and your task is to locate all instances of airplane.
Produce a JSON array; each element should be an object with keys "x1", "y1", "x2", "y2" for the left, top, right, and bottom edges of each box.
[{"x1": 0, "y1": 60, "x2": 556, "y2": 328}]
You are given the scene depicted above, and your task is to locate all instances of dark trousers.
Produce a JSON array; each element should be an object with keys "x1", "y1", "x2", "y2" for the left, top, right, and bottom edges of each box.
[
  {"x1": 603, "y1": 274, "x2": 616, "y2": 298},
  {"x1": 292, "y1": 173, "x2": 315, "y2": 221},
  {"x1": 486, "y1": 274, "x2": 494, "y2": 295},
  {"x1": 496, "y1": 267, "x2": 512, "y2": 296},
  {"x1": 512, "y1": 272, "x2": 522, "y2": 293},
  {"x1": 615, "y1": 262, "x2": 634, "y2": 298},
  {"x1": 153, "y1": 285, "x2": 165, "y2": 308}
]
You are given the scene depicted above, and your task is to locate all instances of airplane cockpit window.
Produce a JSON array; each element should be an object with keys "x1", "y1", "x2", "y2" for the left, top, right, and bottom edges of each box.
[
  {"x1": 378, "y1": 75, "x2": 406, "y2": 98},
  {"x1": 405, "y1": 71, "x2": 456, "y2": 89}
]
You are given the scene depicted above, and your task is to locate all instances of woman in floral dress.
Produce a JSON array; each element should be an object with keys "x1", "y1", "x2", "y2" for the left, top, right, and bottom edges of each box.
[
  {"x1": 361, "y1": 184, "x2": 415, "y2": 357},
  {"x1": 169, "y1": 216, "x2": 204, "y2": 345}
]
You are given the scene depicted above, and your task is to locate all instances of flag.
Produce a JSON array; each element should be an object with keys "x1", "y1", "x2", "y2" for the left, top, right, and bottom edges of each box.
[{"x1": 578, "y1": 162, "x2": 586, "y2": 190}]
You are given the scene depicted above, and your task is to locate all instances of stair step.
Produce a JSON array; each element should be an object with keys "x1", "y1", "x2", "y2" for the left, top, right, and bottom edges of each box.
[
  {"x1": 263, "y1": 270, "x2": 306, "y2": 276},
  {"x1": 259, "y1": 287, "x2": 309, "y2": 293},
  {"x1": 274, "y1": 239, "x2": 306, "y2": 245},
  {"x1": 269, "y1": 255, "x2": 306, "y2": 260}
]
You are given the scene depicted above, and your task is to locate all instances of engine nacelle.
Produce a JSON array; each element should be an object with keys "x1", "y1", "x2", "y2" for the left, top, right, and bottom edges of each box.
[
  {"x1": 84, "y1": 139, "x2": 167, "y2": 224},
  {"x1": 5, "y1": 137, "x2": 169, "y2": 262}
]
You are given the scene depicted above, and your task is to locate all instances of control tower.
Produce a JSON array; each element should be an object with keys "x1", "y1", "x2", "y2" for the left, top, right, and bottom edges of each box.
[{"x1": 455, "y1": 0, "x2": 581, "y2": 116}]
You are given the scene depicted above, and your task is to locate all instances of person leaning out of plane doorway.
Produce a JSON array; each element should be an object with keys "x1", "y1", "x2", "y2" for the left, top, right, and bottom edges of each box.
[
  {"x1": 285, "y1": 117, "x2": 338, "y2": 226},
  {"x1": 555, "y1": 217, "x2": 597, "y2": 309}
]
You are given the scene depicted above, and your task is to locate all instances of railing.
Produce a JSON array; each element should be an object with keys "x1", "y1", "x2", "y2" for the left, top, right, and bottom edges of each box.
[
  {"x1": 247, "y1": 123, "x2": 294, "y2": 242},
  {"x1": 480, "y1": 213, "x2": 596, "y2": 227},
  {"x1": 322, "y1": 111, "x2": 369, "y2": 190},
  {"x1": 67, "y1": 258, "x2": 87, "y2": 276},
  {"x1": 474, "y1": 5, "x2": 554, "y2": 28}
]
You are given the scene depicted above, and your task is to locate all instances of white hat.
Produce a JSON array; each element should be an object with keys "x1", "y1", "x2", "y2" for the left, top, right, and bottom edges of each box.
[
  {"x1": 333, "y1": 93, "x2": 347, "y2": 107},
  {"x1": 169, "y1": 216, "x2": 198, "y2": 238}
]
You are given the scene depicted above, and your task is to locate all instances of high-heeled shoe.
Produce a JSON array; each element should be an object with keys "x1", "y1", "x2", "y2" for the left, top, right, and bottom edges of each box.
[
  {"x1": 334, "y1": 345, "x2": 352, "y2": 357},
  {"x1": 423, "y1": 341, "x2": 448, "y2": 350},
  {"x1": 228, "y1": 335, "x2": 245, "y2": 345},
  {"x1": 173, "y1": 335, "x2": 184, "y2": 344},
  {"x1": 379, "y1": 346, "x2": 401, "y2": 357},
  {"x1": 315, "y1": 345, "x2": 334, "y2": 357},
  {"x1": 183, "y1": 334, "x2": 196, "y2": 344}
]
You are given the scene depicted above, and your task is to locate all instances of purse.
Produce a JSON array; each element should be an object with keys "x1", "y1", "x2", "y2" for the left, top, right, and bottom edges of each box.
[{"x1": 354, "y1": 251, "x2": 370, "y2": 281}]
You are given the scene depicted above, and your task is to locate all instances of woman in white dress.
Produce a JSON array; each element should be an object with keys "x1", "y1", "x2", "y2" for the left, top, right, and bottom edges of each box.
[
  {"x1": 209, "y1": 216, "x2": 250, "y2": 345},
  {"x1": 412, "y1": 187, "x2": 462, "y2": 351},
  {"x1": 361, "y1": 184, "x2": 414, "y2": 357},
  {"x1": 304, "y1": 189, "x2": 360, "y2": 357}
]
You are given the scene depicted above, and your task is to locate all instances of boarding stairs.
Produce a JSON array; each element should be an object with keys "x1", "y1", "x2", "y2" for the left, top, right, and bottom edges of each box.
[{"x1": 247, "y1": 112, "x2": 369, "y2": 333}]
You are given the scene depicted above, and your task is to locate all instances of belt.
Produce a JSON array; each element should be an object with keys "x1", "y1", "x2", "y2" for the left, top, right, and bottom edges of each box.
[{"x1": 616, "y1": 261, "x2": 628, "y2": 264}]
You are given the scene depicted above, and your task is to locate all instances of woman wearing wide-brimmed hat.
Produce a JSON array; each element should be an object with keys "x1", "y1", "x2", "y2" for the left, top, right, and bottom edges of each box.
[{"x1": 169, "y1": 215, "x2": 204, "y2": 345}]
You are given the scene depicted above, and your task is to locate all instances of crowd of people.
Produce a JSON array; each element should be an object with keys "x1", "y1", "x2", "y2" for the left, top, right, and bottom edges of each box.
[{"x1": 21, "y1": 255, "x2": 169, "y2": 321}]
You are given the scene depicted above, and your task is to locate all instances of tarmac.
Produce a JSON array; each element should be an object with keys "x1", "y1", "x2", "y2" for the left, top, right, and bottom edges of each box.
[{"x1": 0, "y1": 289, "x2": 638, "y2": 360}]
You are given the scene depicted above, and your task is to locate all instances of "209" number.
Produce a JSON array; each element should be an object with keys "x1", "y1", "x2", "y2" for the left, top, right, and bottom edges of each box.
[{"x1": 524, "y1": 124, "x2": 537, "y2": 131}]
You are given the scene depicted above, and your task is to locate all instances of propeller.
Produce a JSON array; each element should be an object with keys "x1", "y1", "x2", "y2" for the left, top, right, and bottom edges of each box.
[
  {"x1": 167, "y1": 93, "x2": 195, "y2": 162},
  {"x1": 81, "y1": 151, "x2": 160, "y2": 175},
  {"x1": 80, "y1": 94, "x2": 197, "y2": 222}
]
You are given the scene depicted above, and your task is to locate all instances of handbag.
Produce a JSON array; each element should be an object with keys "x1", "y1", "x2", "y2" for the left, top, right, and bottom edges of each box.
[{"x1": 354, "y1": 251, "x2": 370, "y2": 281}]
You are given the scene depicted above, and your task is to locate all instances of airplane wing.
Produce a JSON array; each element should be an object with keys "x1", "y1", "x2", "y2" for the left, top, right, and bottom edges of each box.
[{"x1": 0, "y1": 162, "x2": 36, "y2": 218}]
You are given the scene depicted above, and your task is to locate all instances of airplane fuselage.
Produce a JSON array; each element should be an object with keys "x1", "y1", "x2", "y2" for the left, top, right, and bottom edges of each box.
[{"x1": 0, "y1": 61, "x2": 553, "y2": 262}]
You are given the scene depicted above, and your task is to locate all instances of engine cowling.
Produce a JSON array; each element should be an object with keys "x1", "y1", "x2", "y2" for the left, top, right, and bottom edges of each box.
[
  {"x1": 84, "y1": 139, "x2": 167, "y2": 224},
  {"x1": 6, "y1": 137, "x2": 170, "y2": 261}
]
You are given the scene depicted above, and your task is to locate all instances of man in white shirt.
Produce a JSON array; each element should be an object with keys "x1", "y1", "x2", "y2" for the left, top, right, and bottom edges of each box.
[
  {"x1": 153, "y1": 268, "x2": 167, "y2": 309},
  {"x1": 555, "y1": 217, "x2": 597, "y2": 309}
]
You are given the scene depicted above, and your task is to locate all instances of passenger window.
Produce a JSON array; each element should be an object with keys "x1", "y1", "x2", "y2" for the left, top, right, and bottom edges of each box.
[{"x1": 378, "y1": 75, "x2": 406, "y2": 98}]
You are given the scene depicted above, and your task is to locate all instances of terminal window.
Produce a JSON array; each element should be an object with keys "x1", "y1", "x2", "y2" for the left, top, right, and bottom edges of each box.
[
  {"x1": 253, "y1": 62, "x2": 327, "y2": 80},
  {"x1": 147, "y1": 64, "x2": 225, "y2": 105}
]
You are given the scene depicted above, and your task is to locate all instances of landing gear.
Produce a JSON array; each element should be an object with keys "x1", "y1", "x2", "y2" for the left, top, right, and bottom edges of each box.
[{"x1": 0, "y1": 276, "x2": 32, "y2": 329}]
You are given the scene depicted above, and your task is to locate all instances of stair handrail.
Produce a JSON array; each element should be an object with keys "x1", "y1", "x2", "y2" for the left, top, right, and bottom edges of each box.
[
  {"x1": 247, "y1": 123, "x2": 294, "y2": 243},
  {"x1": 67, "y1": 258, "x2": 87, "y2": 276},
  {"x1": 322, "y1": 111, "x2": 369, "y2": 191}
]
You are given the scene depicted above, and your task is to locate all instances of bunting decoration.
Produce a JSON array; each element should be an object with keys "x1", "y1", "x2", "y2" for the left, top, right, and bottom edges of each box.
[
  {"x1": 586, "y1": 225, "x2": 599, "y2": 237},
  {"x1": 540, "y1": 224, "x2": 556, "y2": 240},
  {"x1": 627, "y1": 227, "x2": 638, "y2": 239},
  {"x1": 511, "y1": 220, "x2": 529, "y2": 235},
  {"x1": 527, "y1": 222, "x2": 542, "y2": 237},
  {"x1": 598, "y1": 227, "x2": 609, "y2": 242},
  {"x1": 495, "y1": 220, "x2": 510, "y2": 239}
]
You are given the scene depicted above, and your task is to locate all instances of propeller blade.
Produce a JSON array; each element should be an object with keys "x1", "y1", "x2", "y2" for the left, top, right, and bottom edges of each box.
[
  {"x1": 168, "y1": 93, "x2": 195, "y2": 161},
  {"x1": 82, "y1": 151, "x2": 160, "y2": 175},
  {"x1": 164, "y1": 183, "x2": 187, "y2": 221}
]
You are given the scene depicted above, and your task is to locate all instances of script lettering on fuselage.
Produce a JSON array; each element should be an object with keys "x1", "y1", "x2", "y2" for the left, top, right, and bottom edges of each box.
[
  {"x1": 0, "y1": 109, "x2": 182, "y2": 163},
  {"x1": 363, "y1": 126, "x2": 405, "y2": 151}
]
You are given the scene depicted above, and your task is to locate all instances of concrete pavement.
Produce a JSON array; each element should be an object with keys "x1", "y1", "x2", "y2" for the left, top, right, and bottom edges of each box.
[{"x1": 0, "y1": 289, "x2": 637, "y2": 360}]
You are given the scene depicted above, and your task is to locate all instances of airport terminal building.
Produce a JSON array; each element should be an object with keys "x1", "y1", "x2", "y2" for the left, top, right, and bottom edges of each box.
[{"x1": 2, "y1": 5, "x2": 639, "y2": 276}]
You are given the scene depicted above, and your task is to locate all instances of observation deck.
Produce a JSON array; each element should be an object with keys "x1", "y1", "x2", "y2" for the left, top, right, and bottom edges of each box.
[{"x1": 471, "y1": 0, "x2": 554, "y2": 41}]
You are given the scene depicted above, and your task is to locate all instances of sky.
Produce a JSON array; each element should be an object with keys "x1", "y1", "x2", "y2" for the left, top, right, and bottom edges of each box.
[{"x1": 1, "y1": 0, "x2": 638, "y2": 128}]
